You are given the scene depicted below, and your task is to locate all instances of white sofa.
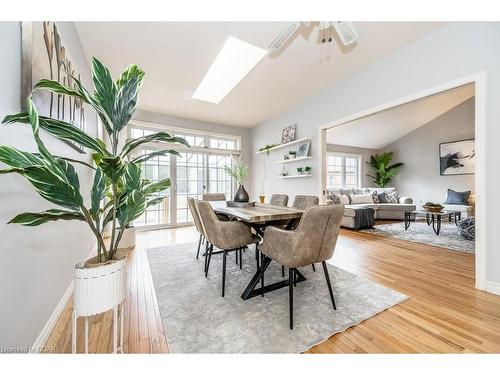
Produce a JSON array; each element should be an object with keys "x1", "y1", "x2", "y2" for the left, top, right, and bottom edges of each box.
[{"x1": 328, "y1": 187, "x2": 416, "y2": 229}]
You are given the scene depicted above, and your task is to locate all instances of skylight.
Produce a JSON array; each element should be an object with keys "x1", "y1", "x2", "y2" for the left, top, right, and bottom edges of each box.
[{"x1": 192, "y1": 36, "x2": 267, "y2": 104}]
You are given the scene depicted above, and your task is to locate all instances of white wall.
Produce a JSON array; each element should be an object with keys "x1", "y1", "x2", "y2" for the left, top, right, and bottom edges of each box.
[
  {"x1": 384, "y1": 97, "x2": 475, "y2": 207},
  {"x1": 326, "y1": 144, "x2": 379, "y2": 188},
  {"x1": 250, "y1": 22, "x2": 500, "y2": 284},
  {"x1": 0, "y1": 22, "x2": 96, "y2": 348}
]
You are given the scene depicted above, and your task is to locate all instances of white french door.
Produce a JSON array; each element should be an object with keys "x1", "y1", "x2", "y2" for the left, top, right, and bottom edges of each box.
[{"x1": 134, "y1": 149, "x2": 236, "y2": 229}]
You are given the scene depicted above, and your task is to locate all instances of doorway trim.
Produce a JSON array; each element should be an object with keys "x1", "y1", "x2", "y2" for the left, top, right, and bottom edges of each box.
[{"x1": 318, "y1": 72, "x2": 486, "y2": 291}]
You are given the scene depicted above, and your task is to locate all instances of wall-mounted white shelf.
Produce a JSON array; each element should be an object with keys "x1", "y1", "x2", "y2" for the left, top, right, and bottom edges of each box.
[
  {"x1": 256, "y1": 138, "x2": 311, "y2": 154},
  {"x1": 276, "y1": 174, "x2": 312, "y2": 179},
  {"x1": 277, "y1": 156, "x2": 312, "y2": 164}
]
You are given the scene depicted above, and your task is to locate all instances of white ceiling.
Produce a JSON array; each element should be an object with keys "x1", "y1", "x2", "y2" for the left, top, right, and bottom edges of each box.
[
  {"x1": 75, "y1": 22, "x2": 443, "y2": 127},
  {"x1": 326, "y1": 84, "x2": 475, "y2": 149}
]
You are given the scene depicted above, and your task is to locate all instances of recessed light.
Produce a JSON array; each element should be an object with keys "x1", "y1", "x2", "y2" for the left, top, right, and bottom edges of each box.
[{"x1": 192, "y1": 36, "x2": 267, "y2": 104}]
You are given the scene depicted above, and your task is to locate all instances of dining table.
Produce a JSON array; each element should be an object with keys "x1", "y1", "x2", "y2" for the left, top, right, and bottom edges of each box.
[{"x1": 209, "y1": 201, "x2": 306, "y2": 300}]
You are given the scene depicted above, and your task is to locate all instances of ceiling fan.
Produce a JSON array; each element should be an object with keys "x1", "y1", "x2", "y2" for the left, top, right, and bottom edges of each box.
[{"x1": 267, "y1": 21, "x2": 358, "y2": 51}]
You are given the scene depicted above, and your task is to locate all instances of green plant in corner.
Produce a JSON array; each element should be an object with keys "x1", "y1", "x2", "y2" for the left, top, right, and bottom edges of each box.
[
  {"x1": 366, "y1": 152, "x2": 404, "y2": 188},
  {"x1": 0, "y1": 58, "x2": 189, "y2": 264}
]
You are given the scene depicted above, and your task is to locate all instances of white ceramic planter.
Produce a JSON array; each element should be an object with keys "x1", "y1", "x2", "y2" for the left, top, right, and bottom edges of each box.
[
  {"x1": 117, "y1": 226, "x2": 136, "y2": 250},
  {"x1": 73, "y1": 257, "x2": 127, "y2": 317}
]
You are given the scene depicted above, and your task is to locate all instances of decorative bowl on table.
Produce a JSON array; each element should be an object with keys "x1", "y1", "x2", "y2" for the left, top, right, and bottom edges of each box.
[{"x1": 422, "y1": 202, "x2": 444, "y2": 213}]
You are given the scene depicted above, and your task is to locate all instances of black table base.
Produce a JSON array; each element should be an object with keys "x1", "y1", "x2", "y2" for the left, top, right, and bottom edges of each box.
[{"x1": 404, "y1": 211, "x2": 461, "y2": 236}]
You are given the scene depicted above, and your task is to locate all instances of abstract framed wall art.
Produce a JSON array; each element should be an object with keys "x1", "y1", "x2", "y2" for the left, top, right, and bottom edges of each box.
[
  {"x1": 21, "y1": 21, "x2": 95, "y2": 153},
  {"x1": 281, "y1": 123, "x2": 296, "y2": 144},
  {"x1": 439, "y1": 139, "x2": 475, "y2": 175}
]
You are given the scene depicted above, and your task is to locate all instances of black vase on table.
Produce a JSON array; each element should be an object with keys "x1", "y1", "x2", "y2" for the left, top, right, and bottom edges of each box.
[{"x1": 234, "y1": 185, "x2": 249, "y2": 202}]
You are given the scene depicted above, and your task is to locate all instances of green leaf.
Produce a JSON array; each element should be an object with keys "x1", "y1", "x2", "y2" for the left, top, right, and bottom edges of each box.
[
  {"x1": 4, "y1": 165, "x2": 83, "y2": 210},
  {"x1": 0, "y1": 146, "x2": 43, "y2": 168},
  {"x1": 2, "y1": 112, "x2": 110, "y2": 155},
  {"x1": 123, "y1": 163, "x2": 142, "y2": 192},
  {"x1": 146, "y1": 196, "x2": 164, "y2": 209},
  {"x1": 121, "y1": 132, "x2": 189, "y2": 157},
  {"x1": 91, "y1": 58, "x2": 117, "y2": 120},
  {"x1": 8, "y1": 209, "x2": 84, "y2": 226},
  {"x1": 131, "y1": 149, "x2": 180, "y2": 164},
  {"x1": 116, "y1": 64, "x2": 145, "y2": 89},
  {"x1": 112, "y1": 75, "x2": 141, "y2": 132},
  {"x1": 97, "y1": 156, "x2": 126, "y2": 183},
  {"x1": 143, "y1": 178, "x2": 171, "y2": 196},
  {"x1": 117, "y1": 189, "x2": 146, "y2": 226},
  {"x1": 90, "y1": 168, "x2": 107, "y2": 221},
  {"x1": 57, "y1": 158, "x2": 80, "y2": 191},
  {"x1": 34, "y1": 79, "x2": 88, "y2": 102}
]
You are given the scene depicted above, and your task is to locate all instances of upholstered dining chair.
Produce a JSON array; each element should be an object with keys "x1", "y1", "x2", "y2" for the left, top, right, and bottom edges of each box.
[
  {"x1": 292, "y1": 195, "x2": 319, "y2": 209},
  {"x1": 259, "y1": 204, "x2": 344, "y2": 329},
  {"x1": 202, "y1": 193, "x2": 226, "y2": 201},
  {"x1": 195, "y1": 200, "x2": 260, "y2": 297},
  {"x1": 187, "y1": 197, "x2": 207, "y2": 260},
  {"x1": 270, "y1": 194, "x2": 289, "y2": 206}
]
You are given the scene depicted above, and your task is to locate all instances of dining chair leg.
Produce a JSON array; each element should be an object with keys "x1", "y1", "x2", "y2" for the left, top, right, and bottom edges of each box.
[
  {"x1": 260, "y1": 252, "x2": 265, "y2": 297},
  {"x1": 239, "y1": 248, "x2": 243, "y2": 270},
  {"x1": 294, "y1": 268, "x2": 297, "y2": 287},
  {"x1": 235, "y1": 249, "x2": 239, "y2": 265},
  {"x1": 255, "y1": 247, "x2": 260, "y2": 269},
  {"x1": 204, "y1": 242, "x2": 209, "y2": 272},
  {"x1": 205, "y1": 244, "x2": 213, "y2": 277},
  {"x1": 289, "y1": 268, "x2": 294, "y2": 329},
  {"x1": 196, "y1": 234, "x2": 202, "y2": 259},
  {"x1": 281, "y1": 265, "x2": 285, "y2": 278},
  {"x1": 322, "y1": 261, "x2": 337, "y2": 310},
  {"x1": 312, "y1": 263, "x2": 316, "y2": 272},
  {"x1": 222, "y1": 250, "x2": 227, "y2": 297}
]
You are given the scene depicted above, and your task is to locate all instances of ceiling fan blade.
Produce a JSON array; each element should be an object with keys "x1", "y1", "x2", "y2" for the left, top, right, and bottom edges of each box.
[
  {"x1": 267, "y1": 22, "x2": 302, "y2": 51},
  {"x1": 333, "y1": 22, "x2": 358, "y2": 46}
]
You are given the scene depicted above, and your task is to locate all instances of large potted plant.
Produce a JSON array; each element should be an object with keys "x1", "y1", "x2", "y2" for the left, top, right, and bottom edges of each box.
[
  {"x1": 0, "y1": 58, "x2": 188, "y2": 319},
  {"x1": 366, "y1": 152, "x2": 404, "y2": 188}
]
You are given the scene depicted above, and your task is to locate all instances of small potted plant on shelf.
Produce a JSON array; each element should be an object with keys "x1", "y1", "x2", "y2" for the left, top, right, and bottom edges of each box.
[
  {"x1": 297, "y1": 167, "x2": 304, "y2": 175},
  {"x1": 304, "y1": 166, "x2": 312, "y2": 175},
  {"x1": 289, "y1": 150, "x2": 297, "y2": 159}
]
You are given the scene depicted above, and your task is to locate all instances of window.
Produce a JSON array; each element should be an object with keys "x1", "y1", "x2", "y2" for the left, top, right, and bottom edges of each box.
[
  {"x1": 128, "y1": 124, "x2": 241, "y2": 229},
  {"x1": 326, "y1": 153, "x2": 361, "y2": 189}
]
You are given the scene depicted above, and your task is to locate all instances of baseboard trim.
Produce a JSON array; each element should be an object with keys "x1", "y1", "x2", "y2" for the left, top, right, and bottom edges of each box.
[
  {"x1": 485, "y1": 281, "x2": 500, "y2": 296},
  {"x1": 32, "y1": 280, "x2": 74, "y2": 352}
]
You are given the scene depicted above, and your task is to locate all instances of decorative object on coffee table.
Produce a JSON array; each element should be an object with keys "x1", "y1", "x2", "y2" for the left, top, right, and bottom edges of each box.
[
  {"x1": 457, "y1": 216, "x2": 475, "y2": 240},
  {"x1": 281, "y1": 123, "x2": 297, "y2": 144},
  {"x1": 439, "y1": 139, "x2": 475, "y2": 175},
  {"x1": 422, "y1": 202, "x2": 445, "y2": 213}
]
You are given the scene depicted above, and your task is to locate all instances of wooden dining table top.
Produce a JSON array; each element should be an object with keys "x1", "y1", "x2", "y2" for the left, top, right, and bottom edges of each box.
[{"x1": 210, "y1": 201, "x2": 304, "y2": 223}]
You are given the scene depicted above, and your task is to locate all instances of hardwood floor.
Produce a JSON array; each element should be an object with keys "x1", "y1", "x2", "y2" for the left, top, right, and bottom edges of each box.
[{"x1": 44, "y1": 226, "x2": 500, "y2": 353}]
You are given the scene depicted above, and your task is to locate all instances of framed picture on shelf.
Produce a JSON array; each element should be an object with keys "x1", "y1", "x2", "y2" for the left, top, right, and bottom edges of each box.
[
  {"x1": 281, "y1": 123, "x2": 296, "y2": 144},
  {"x1": 296, "y1": 141, "x2": 310, "y2": 157},
  {"x1": 439, "y1": 138, "x2": 475, "y2": 175}
]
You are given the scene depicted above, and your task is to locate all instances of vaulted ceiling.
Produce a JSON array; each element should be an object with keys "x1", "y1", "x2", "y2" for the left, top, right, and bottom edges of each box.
[{"x1": 75, "y1": 22, "x2": 443, "y2": 127}]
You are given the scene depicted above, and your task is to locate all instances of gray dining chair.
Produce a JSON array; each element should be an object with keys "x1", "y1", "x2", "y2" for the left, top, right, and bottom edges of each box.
[
  {"x1": 202, "y1": 193, "x2": 226, "y2": 201},
  {"x1": 187, "y1": 197, "x2": 207, "y2": 259},
  {"x1": 292, "y1": 195, "x2": 319, "y2": 209},
  {"x1": 195, "y1": 200, "x2": 260, "y2": 297},
  {"x1": 270, "y1": 194, "x2": 289, "y2": 206},
  {"x1": 259, "y1": 204, "x2": 345, "y2": 329}
]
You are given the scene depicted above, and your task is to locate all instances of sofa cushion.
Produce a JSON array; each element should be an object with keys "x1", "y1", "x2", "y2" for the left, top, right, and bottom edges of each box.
[
  {"x1": 444, "y1": 189, "x2": 471, "y2": 205},
  {"x1": 377, "y1": 203, "x2": 415, "y2": 211},
  {"x1": 385, "y1": 191, "x2": 399, "y2": 203},
  {"x1": 350, "y1": 194, "x2": 374, "y2": 204}
]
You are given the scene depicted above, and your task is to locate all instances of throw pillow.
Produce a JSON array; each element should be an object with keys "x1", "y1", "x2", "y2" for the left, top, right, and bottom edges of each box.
[
  {"x1": 372, "y1": 191, "x2": 380, "y2": 203},
  {"x1": 444, "y1": 189, "x2": 471, "y2": 205},
  {"x1": 385, "y1": 191, "x2": 399, "y2": 203},
  {"x1": 350, "y1": 194, "x2": 374, "y2": 204},
  {"x1": 327, "y1": 191, "x2": 341, "y2": 204},
  {"x1": 378, "y1": 192, "x2": 387, "y2": 203},
  {"x1": 339, "y1": 194, "x2": 350, "y2": 205}
]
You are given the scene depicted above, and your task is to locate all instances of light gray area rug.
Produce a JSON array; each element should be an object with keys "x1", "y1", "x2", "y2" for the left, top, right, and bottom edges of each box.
[
  {"x1": 362, "y1": 220, "x2": 475, "y2": 253},
  {"x1": 147, "y1": 242, "x2": 408, "y2": 353}
]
